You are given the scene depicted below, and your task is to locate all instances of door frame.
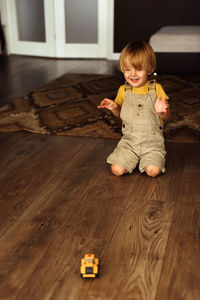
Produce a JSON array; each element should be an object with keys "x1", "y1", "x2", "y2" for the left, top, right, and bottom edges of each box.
[{"x1": 107, "y1": 0, "x2": 120, "y2": 60}]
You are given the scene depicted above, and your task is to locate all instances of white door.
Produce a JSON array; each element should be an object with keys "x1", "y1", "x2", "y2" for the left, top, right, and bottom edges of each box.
[
  {"x1": 7, "y1": 0, "x2": 55, "y2": 57},
  {"x1": 7, "y1": 0, "x2": 108, "y2": 58}
]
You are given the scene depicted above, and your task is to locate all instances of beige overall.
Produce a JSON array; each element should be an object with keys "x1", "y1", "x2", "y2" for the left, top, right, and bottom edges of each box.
[{"x1": 107, "y1": 80, "x2": 166, "y2": 173}]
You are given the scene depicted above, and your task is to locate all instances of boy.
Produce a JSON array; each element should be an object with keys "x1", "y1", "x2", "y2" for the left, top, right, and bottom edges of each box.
[{"x1": 98, "y1": 40, "x2": 170, "y2": 177}]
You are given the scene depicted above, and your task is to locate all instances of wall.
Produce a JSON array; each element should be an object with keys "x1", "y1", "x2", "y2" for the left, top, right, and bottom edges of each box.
[{"x1": 114, "y1": 0, "x2": 200, "y2": 52}]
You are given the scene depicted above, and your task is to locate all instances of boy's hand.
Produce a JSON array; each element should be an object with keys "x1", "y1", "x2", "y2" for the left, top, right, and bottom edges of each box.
[
  {"x1": 154, "y1": 96, "x2": 170, "y2": 119},
  {"x1": 98, "y1": 98, "x2": 121, "y2": 118},
  {"x1": 97, "y1": 98, "x2": 116, "y2": 111}
]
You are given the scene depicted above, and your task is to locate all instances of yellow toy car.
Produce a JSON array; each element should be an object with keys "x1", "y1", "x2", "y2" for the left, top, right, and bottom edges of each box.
[{"x1": 80, "y1": 254, "x2": 99, "y2": 278}]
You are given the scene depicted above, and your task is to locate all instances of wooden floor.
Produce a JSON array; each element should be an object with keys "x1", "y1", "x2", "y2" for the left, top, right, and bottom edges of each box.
[
  {"x1": 0, "y1": 55, "x2": 119, "y2": 106},
  {"x1": 0, "y1": 55, "x2": 200, "y2": 300}
]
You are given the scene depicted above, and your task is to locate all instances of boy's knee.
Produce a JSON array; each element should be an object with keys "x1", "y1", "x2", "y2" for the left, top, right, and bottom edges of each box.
[
  {"x1": 144, "y1": 165, "x2": 161, "y2": 177},
  {"x1": 111, "y1": 164, "x2": 128, "y2": 176}
]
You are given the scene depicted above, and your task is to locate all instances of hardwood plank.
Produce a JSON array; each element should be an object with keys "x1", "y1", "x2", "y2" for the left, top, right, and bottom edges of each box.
[
  {"x1": 155, "y1": 143, "x2": 200, "y2": 300},
  {"x1": 0, "y1": 133, "x2": 54, "y2": 178}
]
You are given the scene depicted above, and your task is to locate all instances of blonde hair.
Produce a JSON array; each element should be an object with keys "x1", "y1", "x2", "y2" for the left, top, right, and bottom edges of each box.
[{"x1": 119, "y1": 40, "x2": 157, "y2": 74}]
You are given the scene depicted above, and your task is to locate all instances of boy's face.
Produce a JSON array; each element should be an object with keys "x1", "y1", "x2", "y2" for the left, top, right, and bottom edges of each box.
[{"x1": 123, "y1": 60, "x2": 148, "y2": 88}]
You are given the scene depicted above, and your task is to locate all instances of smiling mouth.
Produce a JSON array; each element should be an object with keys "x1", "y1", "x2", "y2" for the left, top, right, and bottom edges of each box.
[{"x1": 130, "y1": 77, "x2": 139, "y2": 83}]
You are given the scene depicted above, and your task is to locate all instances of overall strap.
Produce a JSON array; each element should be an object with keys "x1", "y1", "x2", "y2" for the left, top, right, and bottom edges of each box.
[
  {"x1": 124, "y1": 83, "x2": 132, "y2": 93},
  {"x1": 148, "y1": 79, "x2": 156, "y2": 94}
]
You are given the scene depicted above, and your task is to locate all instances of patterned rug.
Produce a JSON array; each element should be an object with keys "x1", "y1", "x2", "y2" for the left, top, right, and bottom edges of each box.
[{"x1": 0, "y1": 73, "x2": 200, "y2": 142}]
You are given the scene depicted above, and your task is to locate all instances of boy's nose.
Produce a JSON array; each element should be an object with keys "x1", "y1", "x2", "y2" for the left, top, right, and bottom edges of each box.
[{"x1": 130, "y1": 68, "x2": 137, "y2": 76}]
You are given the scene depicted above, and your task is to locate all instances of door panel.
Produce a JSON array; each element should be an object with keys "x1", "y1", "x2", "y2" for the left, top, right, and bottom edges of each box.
[
  {"x1": 65, "y1": 0, "x2": 98, "y2": 44},
  {"x1": 55, "y1": 0, "x2": 107, "y2": 58},
  {"x1": 16, "y1": 0, "x2": 46, "y2": 42},
  {"x1": 8, "y1": 0, "x2": 55, "y2": 57}
]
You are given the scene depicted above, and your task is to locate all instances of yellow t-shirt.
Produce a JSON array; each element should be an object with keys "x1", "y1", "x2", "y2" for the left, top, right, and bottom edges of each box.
[{"x1": 115, "y1": 81, "x2": 168, "y2": 107}]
